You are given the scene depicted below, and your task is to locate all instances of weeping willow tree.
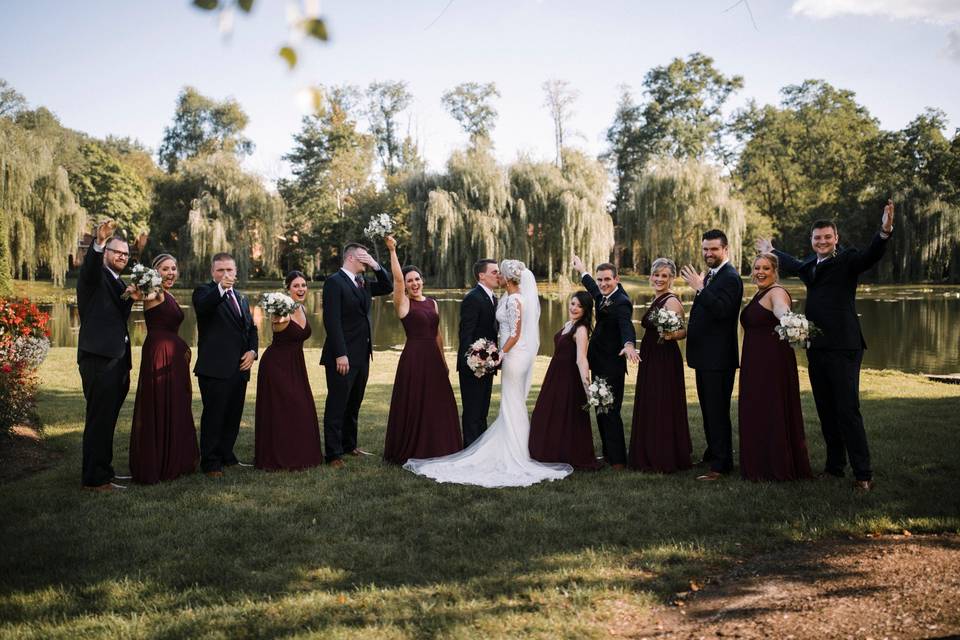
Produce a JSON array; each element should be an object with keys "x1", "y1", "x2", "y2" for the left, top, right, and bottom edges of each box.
[
  {"x1": 407, "y1": 141, "x2": 525, "y2": 287},
  {"x1": 622, "y1": 158, "x2": 747, "y2": 273},
  {"x1": 881, "y1": 198, "x2": 960, "y2": 282},
  {"x1": 511, "y1": 149, "x2": 614, "y2": 280},
  {"x1": 0, "y1": 119, "x2": 86, "y2": 286},
  {"x1": 169, "y1": 152, "x2": 285, "y2": 283}
]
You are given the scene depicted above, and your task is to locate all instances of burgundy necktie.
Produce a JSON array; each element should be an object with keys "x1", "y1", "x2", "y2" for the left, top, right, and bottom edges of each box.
[
  {"x1": 226, "y1": 289, "x2": 241, "y2": 318},
  {"x1": 355, "y1": 274, "x2": 365, "y2": 289}
]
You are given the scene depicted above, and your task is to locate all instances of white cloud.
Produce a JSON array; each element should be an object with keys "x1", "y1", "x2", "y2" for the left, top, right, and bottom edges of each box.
[{"x1": 791, "y1": 0, "x2": 960, "y2": 24}]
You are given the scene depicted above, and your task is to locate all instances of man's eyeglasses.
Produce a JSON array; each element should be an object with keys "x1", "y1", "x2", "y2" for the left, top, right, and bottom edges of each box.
[{"x1": 105, "y1": 248, "x2": 130, "y2": 258}]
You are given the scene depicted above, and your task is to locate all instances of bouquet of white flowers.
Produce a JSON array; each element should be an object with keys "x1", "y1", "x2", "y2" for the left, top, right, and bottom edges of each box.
[
  {"x1": 465, "y1": 338, "x2": 500, "y2": 378},
  {"x1": 122, "y1": 264, "x2": 162, "y2": 300},
  {"x1": 651, "y1": 307, "x2": 683, "y2": 343},
  {"x1": 363, "y1": 213, "x2": 394, "y2": 239},
  {"x1": 774, "y1": 311, "x2": 821, "y2": 349},
  {"x1": 583, "y1": 377, "x2": 615, "y2": 414},
  {"x1": 259, "y1": 292, "x2": 297, "y2": 317}
]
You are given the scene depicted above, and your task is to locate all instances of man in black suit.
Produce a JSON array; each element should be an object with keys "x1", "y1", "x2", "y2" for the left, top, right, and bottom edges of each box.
[
  {"x1": 572, "y1": 255, "x2": 639, "y2": 469},
  {"x1": 681, "y1": 229, "x2": 744, "y2": 481},
  {"x1": 457, "y1": 259, "x2": 501, "y2": 447},
  {"x1": 759, "y1": 202, "x2": 895, "y2": 492},
  {"x1": 192, "y1": 252, "x2": 258, "y2": 477},
  {"x1": 320, "y1": 243, "x2": 393, "y2": 466},
  {"x1": 77, "y1": 220, "x2": 135, "y2": 491}
]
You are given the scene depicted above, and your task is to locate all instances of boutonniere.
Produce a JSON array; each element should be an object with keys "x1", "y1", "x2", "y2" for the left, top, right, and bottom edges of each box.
[{"x1": 600, "y1": 296, "x2": 613, "y2": 309}]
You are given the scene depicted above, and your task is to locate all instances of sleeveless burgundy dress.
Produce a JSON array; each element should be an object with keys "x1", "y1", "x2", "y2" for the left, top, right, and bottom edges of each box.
[
  {"x1": 383, "y1": 298, "x2": 462, "y2": 464},
  {"x1": 738, "y1": 286, "x2": 813, "y2": 481},
  {"x1": 529, "y1": 327, "x2": 601, "y2": 470},
  {"x1": 129, "y1": 292, "x2": 199, "y2": 484},
  {"x1": 254, "y1": 314, "x2": 323, "y2": 470},
  {"x1": 628, "y1": 293, "x2": 692, "y2": 473}
]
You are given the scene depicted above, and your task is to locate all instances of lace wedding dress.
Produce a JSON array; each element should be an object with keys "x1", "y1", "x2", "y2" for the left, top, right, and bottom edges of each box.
[{"x1": 404, "y1": 269, "x2": 573, "y2": 488}]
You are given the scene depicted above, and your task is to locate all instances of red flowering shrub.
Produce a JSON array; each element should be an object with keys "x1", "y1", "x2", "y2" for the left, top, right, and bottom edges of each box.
[{"x1": 0, "y1": 298, "x2": 51, "y2": 433}]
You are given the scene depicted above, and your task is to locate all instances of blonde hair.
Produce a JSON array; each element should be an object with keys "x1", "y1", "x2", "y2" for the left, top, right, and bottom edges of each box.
[
  {"x1": 650, "y1": 257, "x2": 677, "y2": 277},
  {"x1": 752, "y1": 253, "x2": 779, "y2": 282},
  {"x1": 500, "y1": 259, "x2": 525, "y2": 284}
]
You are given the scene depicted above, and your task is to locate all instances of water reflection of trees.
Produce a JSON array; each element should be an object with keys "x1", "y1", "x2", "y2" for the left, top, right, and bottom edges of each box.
[{"x1": 40, "y1": 289, "x2": 960, "y2": 374}]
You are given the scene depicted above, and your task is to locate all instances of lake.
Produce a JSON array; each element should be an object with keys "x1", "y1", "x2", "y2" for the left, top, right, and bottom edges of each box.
[{"x1": 42, "y1": 281, "x2": 960, "y2": 375}]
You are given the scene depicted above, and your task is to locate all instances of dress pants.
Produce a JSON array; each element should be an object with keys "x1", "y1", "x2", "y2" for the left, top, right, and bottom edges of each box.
[
  {"x1": 807, "y1": 349, "x2": 871, "y2": 481},
  {"x1": 79, "y1": 352, "x2": 130, "y2": 486},
  {"x1": 695, "y1": 368, "x2": 736, "y2": 473},
  {"x1": 324, "y1": 361, "x2": 370, "y2": 461},
  {"x1": 198, "y1": 372, "x2": 247, "y2": 472},
  {"x1": 594, "y1": 366, "x2": 627, "y2": 465},
  {"x1": 459, "y1": 370, "x2": 494, "y2": 448}
]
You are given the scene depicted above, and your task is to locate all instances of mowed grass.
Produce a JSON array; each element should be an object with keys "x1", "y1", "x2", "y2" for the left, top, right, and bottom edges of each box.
[{"x1": 1, "y1": 347, "x2": 959, "y2": 639}]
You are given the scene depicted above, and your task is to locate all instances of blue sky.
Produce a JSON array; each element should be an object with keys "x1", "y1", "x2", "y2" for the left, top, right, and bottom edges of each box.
[{"x1": 2, "y1": 0, "x2": 958, "y2": 179}]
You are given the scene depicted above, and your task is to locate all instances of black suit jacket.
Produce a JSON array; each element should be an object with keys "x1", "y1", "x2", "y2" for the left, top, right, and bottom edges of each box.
[
  {"x1": 686, "y1": 262, "x2": 743, "y2": 370},
  {"x1": 581, "y1": 275, "x2": 636, "y2": 374},
  {"x1": 76, "y1": 246, "x2": 133, "y2": 364},
  {"x1": 456, "y1": 285, "x2": 499, "y2": 373},
  {"x1": 192, "y1": 281, "x2": 258, "y2": 380},
  {"x1": 319, "y1": 267, "x2": 393, "y2": 366},
  {"x1": 774, "y1": 232, "x2": 889, "y2": 351}
]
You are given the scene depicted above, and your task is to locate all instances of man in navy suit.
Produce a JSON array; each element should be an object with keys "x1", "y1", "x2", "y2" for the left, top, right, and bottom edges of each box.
[
  {"x1": 457, "y1": 259, "x2": 501, "y2": 447},
  {"x1": 193, "y1": 252, "x2": 259, "y2": 477},
  {"x1": 572, "y1": 255, "x2": 640, "y2": 469},
  {"x1": 320, "y1": 243, "x2": 393, "y2": 466},
  {"x1": 76, "y1": 220, "x2": 135, "y2": 491},
  {"x1": 758, "y1": 202, "x2": 895, "y2": 492},
  {"x1": 682, "y1": 229, "x2": 744, "y2": 481}
]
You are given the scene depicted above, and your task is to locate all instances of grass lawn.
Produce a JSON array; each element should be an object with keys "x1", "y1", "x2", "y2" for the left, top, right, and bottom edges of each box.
[{"x1": 1, "y1": 347, "x2": 959, "y2": 638}]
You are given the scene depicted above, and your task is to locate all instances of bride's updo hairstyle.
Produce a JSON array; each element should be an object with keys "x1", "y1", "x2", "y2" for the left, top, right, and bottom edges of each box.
[{"x1": 500, "y1": 259, "x2": 525, "y2": 284}]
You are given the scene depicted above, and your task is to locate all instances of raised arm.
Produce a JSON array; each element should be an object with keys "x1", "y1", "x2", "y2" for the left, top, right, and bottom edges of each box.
[
  {"x1": 79, "y1": 221, "x2": 115, "y2": 287},
  {"x1": 385, "y1": 235, "x2": 408, "y2": 318},
  {"x1": 193, "y1": 283, "x2": 226, "y2": 318},
  {"x1": 850, "y1": 199, "x2": 894, "y2": 275},
  {"x1": 574, "y1": 325, "x2": 591, "y2": 390}
]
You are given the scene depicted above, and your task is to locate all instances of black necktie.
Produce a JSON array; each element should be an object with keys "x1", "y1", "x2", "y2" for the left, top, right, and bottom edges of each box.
[
  {"x1": 491, "y1": 294, "x2": 497, "y2": 308},
  {"x1": 355, "y1": 274, "x2": 365, "y2": 289}
]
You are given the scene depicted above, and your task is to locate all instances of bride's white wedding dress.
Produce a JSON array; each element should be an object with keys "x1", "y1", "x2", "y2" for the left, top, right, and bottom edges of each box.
[{"x1": 404, "y1": 269, "x2": 573, "y2": 488}]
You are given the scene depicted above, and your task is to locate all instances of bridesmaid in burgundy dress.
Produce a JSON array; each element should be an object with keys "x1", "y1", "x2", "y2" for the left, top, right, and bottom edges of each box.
[
  {"x1": 382, "y1": 235, "x2": 462, "y2": 464},
  {"x1": 529, "y1": 291, "x2": 602, "y2": 470},
  {"x1": 628, "y1": 258, "x2": 693, "y2": 473},
  {"x1": 129, "y1": 254, "x2": 199, "y2": 484},
  {"x1": 738, "y1": 254, "x2": 812, "y2": 481},
  {"x1": 254, "y1": 271, "x2": 323, "y2": 471}
]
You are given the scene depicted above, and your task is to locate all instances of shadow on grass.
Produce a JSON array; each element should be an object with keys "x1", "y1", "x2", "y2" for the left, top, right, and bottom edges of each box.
[{"x1": 1, "y1": 382, "x2": 959, "y2": 636}]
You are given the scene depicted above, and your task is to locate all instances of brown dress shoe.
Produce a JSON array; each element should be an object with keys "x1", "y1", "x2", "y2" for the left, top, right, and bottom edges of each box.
[
  {"x1": 696, "y1": 471, "x2": 723, "y2": 481},
  {"x1": 610, "y1": 463, "x2": 626, "y2": 471},
  {"x1": 853, "y1": 479, "x2": 873, "y2": 493},
  {"x1": 349, "y1": 448, "x2": 372, "y2": 457},
  {"x1": 205, "y1": 470, "x2": 224, "y2": 478},
  {"x1": 329, "y1": 459, "x2": 345, "y2": 468}
]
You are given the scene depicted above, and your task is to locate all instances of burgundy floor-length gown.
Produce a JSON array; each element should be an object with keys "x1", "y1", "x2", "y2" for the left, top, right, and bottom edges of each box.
[
  {"x1": 254, "y1": 316, "x2": 323, "y2": 470},
  {"x1": 628, "y1": 293, "x2": 693, "y2": 473},
  {"x1": 383, "y1": 298, "x2": 462, "y2": 464},
  {"x1": 129, "y1": 292, "x2": 199, "y2": 484},
  {"x1": 529, "y1": 327, "x2": 602, "y2": 470},
  {"x1": 738, "y1": 286, "x2": 813, "y2": 481}
]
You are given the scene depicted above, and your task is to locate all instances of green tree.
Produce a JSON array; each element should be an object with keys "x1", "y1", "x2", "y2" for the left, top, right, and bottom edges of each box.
[
  {"x1": 158, "y1": 86, "x2": 254, "y2": 173},
  {"x1": 441, "y1": 82, "x2": 500, "y2": 145},
  {"x1": 366, "y1": 81, "x2": 413, "y2": 176},
  {"x1": 0, "y1": 79, "x2": 27, "y2": 118},
  {"x1": 71, "y1": 142, "x2": 151, "y2": 240},
  {"x1": 278, "y1": 86, "x2": 375, "y2": 275}
]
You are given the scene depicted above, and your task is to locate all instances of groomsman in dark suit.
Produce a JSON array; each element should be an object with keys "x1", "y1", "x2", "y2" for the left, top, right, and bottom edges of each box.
[
  {"x1": 457, "y1": 259, "x2": 501, "y2": 447},
  {"x1": 572, "y1": 255, "x2": 639, "y2": 469},
  {"x1": 77, "y1": 220, "x2": 135, "y2": 491},
  {"x1": 320, "y1": 243, "x2": 393, "y2": 466},
  {"x1": 193, "y1": 252, "x2": 258, "y2": 477},
  {"x1": 759, "y1": 202, "x2": 895, "y2": 492},
  {"x1": 681, "y1": 229, "x2": 744, "y2": 481}
]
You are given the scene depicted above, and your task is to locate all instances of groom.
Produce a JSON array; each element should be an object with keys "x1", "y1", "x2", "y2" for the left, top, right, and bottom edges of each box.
[
  {"x1": 572, "y1": 255, "x2": 639, "y2": 469},
  {"x1": 457, "y1": 259, "x2": 501, "y2": 447}
]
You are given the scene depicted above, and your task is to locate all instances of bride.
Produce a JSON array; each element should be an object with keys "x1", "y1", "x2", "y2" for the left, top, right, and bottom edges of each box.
[{"x1": 404, "y1": 260, "x2": 573, "y2": 488}]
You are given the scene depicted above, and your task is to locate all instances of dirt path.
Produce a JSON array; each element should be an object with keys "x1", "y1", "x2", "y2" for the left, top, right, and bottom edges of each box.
[{"x1": 629, "y1": 534, "x2": 960, "y2": 639}]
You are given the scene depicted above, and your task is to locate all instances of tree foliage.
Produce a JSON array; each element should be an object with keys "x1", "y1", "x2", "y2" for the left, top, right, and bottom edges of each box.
[
  {"x1": 158, "y1": 86, "x2": 254, "y2": 173},
  {"x1": 366, "y1": 81, "x2": 413, "y2": 176},
  {"x1": 441, "y1": 82, "x2": 500, "y2": 145}
]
